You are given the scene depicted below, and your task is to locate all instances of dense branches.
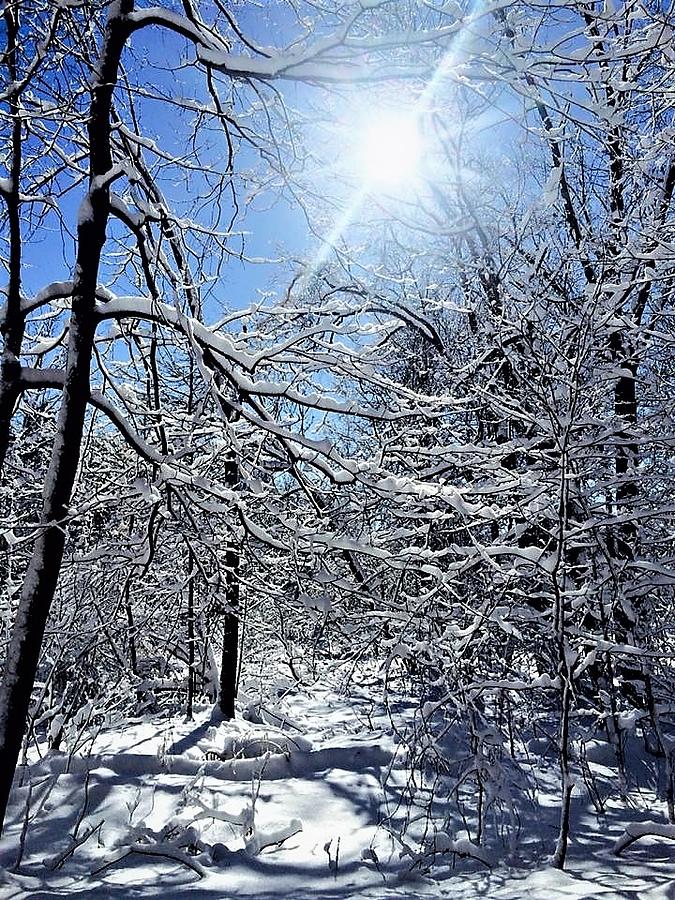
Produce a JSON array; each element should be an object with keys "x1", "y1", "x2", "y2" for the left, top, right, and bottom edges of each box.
[{"x1": 0, "y1": 0, "x2": 674, "y2": 871}]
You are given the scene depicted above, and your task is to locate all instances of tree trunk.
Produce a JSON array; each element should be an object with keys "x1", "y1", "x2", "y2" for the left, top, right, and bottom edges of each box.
[
  {"x1": 219, "y1": 534, "x2": 240, "y2": 719},
  {"x1": 0, "y1": 1, "x2": 133, "y2": 834},
  {"x1": 219, "y1": 446, "x2": 240, "y2": 720},
  {"x1": 552, "y1": 673, "x2": 574, "y2": 869},
  {"x1": 186, "y1": 544, "x2": 196, "y2": 721},
  {"x1": 0, "y1": 2, "x2": 24, "y2": 474}
]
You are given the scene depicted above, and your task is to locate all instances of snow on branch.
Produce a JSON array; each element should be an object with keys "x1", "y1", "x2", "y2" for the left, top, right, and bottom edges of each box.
[
  {"x1": 92, "y1": 841, "x2": 207, "y2": 878},
  {"x1": 96, "y1": 296, "x2": 257, "y2": 372},
  {"x1": 124, "y1": 4, "x2": 476, "y2": 85},
  {"x1": 96, "y1": 296, "x2": 431, "y2": 420},
  {"x1": 125, "y1": 7, "x2": 229, "y2": 53},
  {"x1": 196, "y1": 49, "x2": 429, "y2": 84},
  {"x1": 18, "y1": 367, "x2": 166, "y2": 468},
  {"x1": 614, "y1": 821, "x2": 675, "y2": 856},
  {"x1": 15, "y1": 281, "x2": 115, "y2": 319}
]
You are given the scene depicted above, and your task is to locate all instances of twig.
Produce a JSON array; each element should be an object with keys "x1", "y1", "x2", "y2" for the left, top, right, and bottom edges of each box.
[
  {"x1": 91, "y1": 842, "x2": 207, "y2": 878},
  {"x1": 49, "y1": 820, "x2": 104, "y2": 870},
  {"x1": 12, "y1": 777, "x2": 33, "y2": 872},
  {"x1": 73, "y1": 770, "x2": 92, "y2": 841}
]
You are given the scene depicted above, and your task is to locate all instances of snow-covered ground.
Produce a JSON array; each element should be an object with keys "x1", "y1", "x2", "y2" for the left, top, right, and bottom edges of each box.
[{"x1": 1, "y1": 677, "x2": 674, "y2": 899}]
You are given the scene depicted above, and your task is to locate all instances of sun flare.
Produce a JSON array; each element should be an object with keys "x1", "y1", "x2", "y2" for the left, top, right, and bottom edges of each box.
[{"x1": 359, "y1": 114, "x2": 422, "y2": 187}]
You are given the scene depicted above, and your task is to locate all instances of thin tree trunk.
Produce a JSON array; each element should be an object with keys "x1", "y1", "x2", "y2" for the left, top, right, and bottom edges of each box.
[
  {"x1": 125, "y1": 586, "x2": 138, "y2": 678},
  {"x1": 552, "y1": 672, "x2": 574, "y2": 869},
  {"x1": 219, "y1": 536, "x2": 240, "y2": 719},
  {"x1": 186, "y1": 544, "x2": 196, "y2": 721},
  {"x1": 552, "y1": 443, "x2": 574, "y2": 870},
  {"x1": 219, "y1": 447, "x2": 240, "y2": 720}
]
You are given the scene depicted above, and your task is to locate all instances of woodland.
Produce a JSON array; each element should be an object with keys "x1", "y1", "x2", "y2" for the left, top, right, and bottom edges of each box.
[{"x1": 1, "y1": 1, "x2": 675, "y2": 897}]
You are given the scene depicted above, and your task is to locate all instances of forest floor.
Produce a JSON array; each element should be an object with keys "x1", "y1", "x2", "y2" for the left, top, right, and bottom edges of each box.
[{"x1": 0, "y1": 673, "x2": 674, "y2": 899}]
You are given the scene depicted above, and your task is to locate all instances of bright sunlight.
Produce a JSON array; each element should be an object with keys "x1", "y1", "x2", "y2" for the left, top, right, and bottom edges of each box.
[{"x1": 358, "y1": 113, "x2": 422, "y2": 187}]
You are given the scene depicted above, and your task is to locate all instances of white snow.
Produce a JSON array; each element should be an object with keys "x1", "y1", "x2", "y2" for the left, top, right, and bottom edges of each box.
[{"x1": 0, "y1": 677, "x2": 674, "y2": 900}]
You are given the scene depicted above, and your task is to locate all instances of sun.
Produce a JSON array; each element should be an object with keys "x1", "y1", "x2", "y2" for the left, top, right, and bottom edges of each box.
[{"x1": 358, "y1": 113, "x2": 422, "y2": 188}]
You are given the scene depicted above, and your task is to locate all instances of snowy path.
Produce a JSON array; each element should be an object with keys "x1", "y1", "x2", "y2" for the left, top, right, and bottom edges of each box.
[{"x1": 1, "y1": 682, "x2": 674, "y2": 899}]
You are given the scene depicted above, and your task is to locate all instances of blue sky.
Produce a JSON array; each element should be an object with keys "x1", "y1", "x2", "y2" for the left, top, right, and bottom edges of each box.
[{"x1": 11, "y1": 0, "x2": 535, "y2": 325}]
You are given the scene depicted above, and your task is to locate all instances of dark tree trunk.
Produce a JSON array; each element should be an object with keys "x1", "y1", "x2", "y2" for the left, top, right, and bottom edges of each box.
[
  {"x1": 609, "y1": 335, "x2": 646, "y2": 706},
  {"x1": 0, "y1": 3, "x2": 24, "y2": 474},
  {"x1": 0, "y1": 1, "x2": 133, "y2": 834},
  {"x1": 219, "y1": 567, "x2": 239, "y2": 720},
  {"x1": 219, "y1": 447, "x2": 240, "y2": 720},
  {"x1": 186, "y1": 544, "x2": 196, "y2": 720},
  {"x1": 0, "y1": 292, "x2": 97, "y2": 832},
  {"x1": 612, "y1": 347, "x2": 639, "y2": 563}
]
